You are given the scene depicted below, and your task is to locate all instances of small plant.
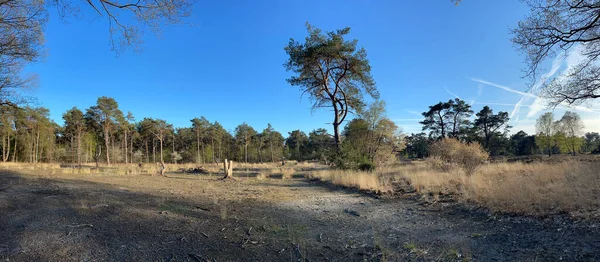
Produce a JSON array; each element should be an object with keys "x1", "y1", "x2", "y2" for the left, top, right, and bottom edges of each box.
[
  {"x1": 358, "y1": 161, "x2": 375, "y2": 172},
  {"x1": 279, "y1": 168, "x2": 295, "y2": 179},
  {"x1": 403, "y1": 241, "x2": 417, "y2": 251}
]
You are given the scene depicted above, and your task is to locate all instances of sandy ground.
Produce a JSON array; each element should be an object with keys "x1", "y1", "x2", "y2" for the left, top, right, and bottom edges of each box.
[{"x1": 1, "y1": 170, "x2": 600, "y2": 261}]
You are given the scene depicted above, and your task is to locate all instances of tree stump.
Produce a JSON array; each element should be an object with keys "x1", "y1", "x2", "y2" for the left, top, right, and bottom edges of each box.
[
  {"x1": 160, "y1": 161, "x2": 166, "y2": 177},
  {"x1": 223, "y1": 159, "x2": 233, "y2": 179}
]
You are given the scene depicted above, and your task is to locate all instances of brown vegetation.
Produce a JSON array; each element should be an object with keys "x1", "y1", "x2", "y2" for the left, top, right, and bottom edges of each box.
[
  {"x1": 429, "y1": 138, "x2": 489, "y2": 175},
  {"x1": 309, "y1": 159, "x2": 600, "y2": 218}
]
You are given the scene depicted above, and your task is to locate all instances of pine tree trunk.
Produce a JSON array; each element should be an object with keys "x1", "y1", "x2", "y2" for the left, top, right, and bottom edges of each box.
[
  {"x1": 5, "y1": 133, "x2": 10, "y2": 162},
  {"x1": 77, "y1": 130, "x2": 81, "y2": 166},
  {"x1": 145, "y1": 140, "x2": 149, "y2": 163},
  {"x1": 152, "y1": 139, "x2": 156, "y2": 163},
  {"x1": 35, "y1": 128, "x2": 40, "y2": 163},
  {"x1": 333, "y1": 108, "x2": 341, "y2": 152},
  {"x1": 211, "y1": 137, "x2": 215, "y2": 163},
  {"x1": 270, "y1": 142, "x2": 274, "y2": 163},
  {"x1": 12, "y1": 136, "x2": 17, "y2": 162},
  {"x1": 124, "y1": 131, "x2": 128, "y2": 164},
  {"x1": 244, "y1": 143, "x2": 248, "y2": 163},
  {"x1": 104, "y1": 126, "x2": 111, "y2": 165},
  {"x1": 2, "y1": 134, "x2": 5, "y2": 162},
  {"x1": 196, "y1": 132, "x2": 200, "y2": 164},
  {"x1": 130, "y1": 135, "x2": 134, "y2": 164},
  {"x1": 159, "y1": 136, "x2": 164, "y2": 164}
]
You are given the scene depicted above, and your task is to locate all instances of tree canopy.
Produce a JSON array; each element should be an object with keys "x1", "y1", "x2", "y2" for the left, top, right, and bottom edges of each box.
[{"x1": 284, "y1": 23, "x2": 378, "y2": 151}]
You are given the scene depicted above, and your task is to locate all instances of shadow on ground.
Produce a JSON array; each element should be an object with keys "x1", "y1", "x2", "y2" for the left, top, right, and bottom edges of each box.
[{"x1": 1, "y1": 170, "x2": 600, "y2": 261}]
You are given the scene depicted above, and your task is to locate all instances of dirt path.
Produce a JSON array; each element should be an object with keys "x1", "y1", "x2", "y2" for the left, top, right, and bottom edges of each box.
[{"x1": 1, "y1": 171, "x2": 599, "y2": 261}]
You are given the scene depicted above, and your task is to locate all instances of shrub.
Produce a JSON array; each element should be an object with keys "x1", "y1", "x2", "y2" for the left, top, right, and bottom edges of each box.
[
  {"x1": 429, "y1": 139, "x2": 488, "y2": 175},
  {"x1": 358, "y1": 161, "x2": 376, "y2": 172}
]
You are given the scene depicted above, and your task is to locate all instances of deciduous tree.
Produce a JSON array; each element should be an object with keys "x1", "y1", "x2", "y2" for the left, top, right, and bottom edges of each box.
[
  {"x1": 535, "y1": 112, "x2": 555, "y2": 156},
  {"x1": 556, "y1": 111, "x2": 584, "y2": 155},
  {"x1": 512, "y1": 0, "x2": 600, "y2": 106}
]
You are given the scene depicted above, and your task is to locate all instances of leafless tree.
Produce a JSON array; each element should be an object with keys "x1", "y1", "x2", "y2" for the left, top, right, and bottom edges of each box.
[
  {"x1": 51, "y1": 0, "x2": 193, "y2": 52},
  {"x1": 512, "y1": 0, "x2": 600, "y2": 106},
  {"x1": 0, "y1": 0, "x2": 46, "y2": 107},
  {"x1": 0, "y1": 0, "x2": 193, "y2": 107}
]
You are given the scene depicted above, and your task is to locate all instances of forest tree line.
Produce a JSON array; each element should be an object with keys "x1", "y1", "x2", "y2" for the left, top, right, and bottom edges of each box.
[
  {"x1": 0, "y1": 96, "x2": 402, "y2": 168},
  {"x1": 1, "y1": 95, "x2": 596, "y2": 169},
  {"x1": 403, "y1": 98, "x2": 598, "y2": 159}
]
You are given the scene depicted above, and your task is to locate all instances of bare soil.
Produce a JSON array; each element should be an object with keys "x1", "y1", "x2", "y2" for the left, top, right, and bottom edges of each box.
[{"x1": 1, "y1": 170, "x2": 599, "y2": 261}]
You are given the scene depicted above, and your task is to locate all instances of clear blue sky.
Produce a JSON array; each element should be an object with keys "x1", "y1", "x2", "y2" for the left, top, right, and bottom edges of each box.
[{"x1": 24, "y1": 0, "x2": 600, "y2": 136}]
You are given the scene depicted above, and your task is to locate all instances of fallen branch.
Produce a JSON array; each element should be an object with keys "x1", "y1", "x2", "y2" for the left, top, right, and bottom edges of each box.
[
  {"x1": 188, "y1": 253, "x2": 210, "y2": 262},
  {"x1": 67, "y1": 224, "x2": 96, "y2": 230}
]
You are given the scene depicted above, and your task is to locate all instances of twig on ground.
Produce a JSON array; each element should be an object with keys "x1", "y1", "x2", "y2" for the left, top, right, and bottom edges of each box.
[
  {"x1": 188, "y1": 253, "x2": 210, "y2": 262},
  {"x1": 296, "y1": 244, "x2": 311, "y2": 262},
  {"x1": 67, "y1": 224, "x2": 96, "y2": 230}
]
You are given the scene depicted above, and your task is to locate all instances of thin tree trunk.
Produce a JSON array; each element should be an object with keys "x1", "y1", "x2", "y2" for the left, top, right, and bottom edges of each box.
[
  {"x1": 218, "y1": 140, "x2": 222, "y2": 161},
  {"x1": 211, "y1": 137, "x2": 215, "y2": 163},
  {"x1": 70, "y1": 135, "x2": 74, "y2": 163},
  {"x1": 258, "y1": 139, "x2": 263, "y2": 163},
  {"x1": 200, "y1": 143, "x2": 205, "y2": 164},
  {"x1": 159, "y1": 136, "x2": 164, "y2": 164},
  {"x1": 5, "y1": 133, "x2": 10, "y2": 162},
  {"x1": 35, "y1": 128, "x2": 40, "y2": 163},
  {"x1": 145, "y1": 140, "x2": 149, "y2": 163},
  {"x1": 196, "y1": 131, "x2": 200, "y2": 164},
  {"x1": 2, "y1": 134, "x2": 5, "y2": 162},
  {"x1": 130, "y1": 135, "x2": 134, "y2": 163},
  {"x1": 172, "y1": 135, "x2": 175, "y2": 163},
  {"x1": 76, "y1": 130, "x2": 81, "y2": 166},
  {"x1": 104, "y1": 126, "x2": 111, "y2": 165},
  {"x1": 333, "y1": 107, "x2": 341, "y2": 152},
  {"x1": 244, "y1": 143, "x2": 248, "y2": 163},
  {"x1": 270, "y1": 141, "x2": 274, "y2": 163},
  {"x1": 124, "y1": 130, "x2": 128, "y2": 164},
  {"x1": 12, "y1": 135, "x2": 17, "y2": 162},
  {"x1": 152, "y1": 139, "x2": 156, "y2": 163}
]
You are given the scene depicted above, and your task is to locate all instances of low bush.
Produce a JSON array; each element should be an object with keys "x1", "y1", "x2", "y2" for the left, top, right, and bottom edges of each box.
[
  {"x1": 358, "y1": 161, "x2": 376, "y2": 172},
  {"x1": 429, "y1": 139, "x2": 488, "y2": 175}
]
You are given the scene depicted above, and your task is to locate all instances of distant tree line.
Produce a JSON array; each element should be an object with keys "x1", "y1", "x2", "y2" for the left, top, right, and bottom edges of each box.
[
  {"x1": 0, "y1": 96, "x2": 402, "y2": 167},
  {"x1": 403, "y1": 98, "x2": 595, "y2": 158}
]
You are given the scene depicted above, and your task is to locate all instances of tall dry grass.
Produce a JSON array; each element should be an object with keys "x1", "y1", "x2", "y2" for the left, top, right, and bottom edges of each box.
[
  {"x1": 307, "y1": 169, "x2": 392, "y2": 193},
  {"x1": 309, "y1": 160, "x2": 600, "y2": 217}
]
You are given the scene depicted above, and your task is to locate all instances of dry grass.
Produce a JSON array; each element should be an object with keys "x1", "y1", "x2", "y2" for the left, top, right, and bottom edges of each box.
[
  {"x1": 307, "y1": 169, "x2": 392, "y2": 193},
  {"x1": 308, "y1": 159, "x2": 600, "y2": 218},
  {"x1": 3, "y1": 158, "x2": 599, "y2": 218}
]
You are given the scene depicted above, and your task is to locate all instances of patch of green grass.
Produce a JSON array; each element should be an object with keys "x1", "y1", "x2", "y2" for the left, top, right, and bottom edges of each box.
[
  {"x1": 470, "y1": 232, "x2": 483, "y2": 238},
  {"x1": 159, "y1": 201, "x2": 188, "y2": 215},
  {"x1": 445, "y1": 248, "x2": 461, "y2": 259},
  {"x1": 403, "y1": 241, "x2": 417, "y2": 251}
]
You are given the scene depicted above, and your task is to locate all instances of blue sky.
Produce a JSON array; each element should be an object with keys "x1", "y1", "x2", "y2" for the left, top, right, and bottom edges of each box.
[{"x1": 25, "y1": 0, "x2": 600, "y2": 136}]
